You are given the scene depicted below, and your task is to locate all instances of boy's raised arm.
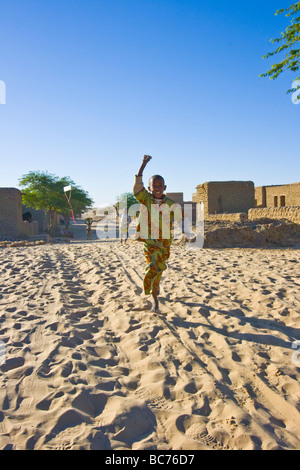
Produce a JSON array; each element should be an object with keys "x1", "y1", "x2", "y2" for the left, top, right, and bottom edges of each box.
[
  {"x1": 137, "y1": 155, "x2": 152, "y2": 176},
  {"x1": 134, "y1": 155, "x2": 152, "y2": 195}
]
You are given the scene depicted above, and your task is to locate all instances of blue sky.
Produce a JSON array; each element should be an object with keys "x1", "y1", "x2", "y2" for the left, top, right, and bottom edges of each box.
[{"x1": 0, "y1": 0, "x2": 299, "y2": 207}]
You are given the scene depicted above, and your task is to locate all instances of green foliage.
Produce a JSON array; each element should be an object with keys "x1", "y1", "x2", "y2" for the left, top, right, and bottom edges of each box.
[
  {"x1": 260, "y1": 2, "x2": 300, "y2": 97},
  {"x1": 116, "y1": 192, "x2": 139, "y2": 210},
  {"x1": 19, "y1": 171, "x2": 93, "y2": 223}
]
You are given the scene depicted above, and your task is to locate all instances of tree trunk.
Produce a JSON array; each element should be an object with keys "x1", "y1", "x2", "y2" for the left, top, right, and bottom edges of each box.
[{"x1": 47, "y1": 209, "x2": 55, "y2": 235}]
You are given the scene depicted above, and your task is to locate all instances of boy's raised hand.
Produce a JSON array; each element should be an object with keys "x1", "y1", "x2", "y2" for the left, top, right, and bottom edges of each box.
[
  {"x1": 137, "y1": 154, "x2": 152, "y2": 176},
  {"x1": 143, "y1": 154, "x2": 152, "y2": 165}
]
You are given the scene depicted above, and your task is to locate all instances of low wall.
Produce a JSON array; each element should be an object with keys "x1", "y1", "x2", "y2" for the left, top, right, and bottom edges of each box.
[
  {"x1": 204, "y1": 222, "x2": 300, "y2": 248},
  {"x1": 248, "y1": 206, "x2": 300, "y2": 224},
  {"x1": 0, "y1": 188, "x2": 43, "y2": 239},
  {"x1": 22, "y1": 220, "x2": 39, "y2": 236},
  {"x1": 206, "y1": 212, "x2": 248, "y2": 223},
  {"x1": 22, "y1": 205, "x2": 48, "y2": 232}
]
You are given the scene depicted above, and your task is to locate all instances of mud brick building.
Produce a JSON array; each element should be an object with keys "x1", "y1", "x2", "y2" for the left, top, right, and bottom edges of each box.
[
  {"x1": 165, "y1": 192, "x2": 197, "y2": 224},
  {"x1": 0, "y1": 188, "x2": 46, "y2": 239},
  {"x1": 195, "y1": 181, "x2": 255, "y2": 217},
  {"x1": 0, "y1": 188, "x2": 25, "y2": 238},
  {"x1": 255, "y1": 182, "x2": 300, "y2": 208}
]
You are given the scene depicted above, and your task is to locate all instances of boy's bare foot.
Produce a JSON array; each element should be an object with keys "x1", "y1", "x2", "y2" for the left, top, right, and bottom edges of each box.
[{"x1": 151, "y1": 294, "x2": 159, "y2": 313}]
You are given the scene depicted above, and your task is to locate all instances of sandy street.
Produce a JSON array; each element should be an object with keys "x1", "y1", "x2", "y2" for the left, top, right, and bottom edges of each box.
[{"x1": 0, "y1": 237, "x2": 300, "y2": 450}]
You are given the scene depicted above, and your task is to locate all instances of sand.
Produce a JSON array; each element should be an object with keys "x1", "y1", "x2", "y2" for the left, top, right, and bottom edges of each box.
[{"x1": 0, "y1": 237, "x2": 300, "y2": 450}]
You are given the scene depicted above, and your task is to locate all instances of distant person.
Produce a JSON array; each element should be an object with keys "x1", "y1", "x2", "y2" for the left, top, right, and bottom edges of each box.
[
  {"x1": 22, "y1": 212, "x2": 32, "y2": 223},
  {"x1": 85, "y1": 218, "x2": 93, "y2": 240},
  {"x1": 120, "y1": 211, "x2": 132, "y2": 244}
]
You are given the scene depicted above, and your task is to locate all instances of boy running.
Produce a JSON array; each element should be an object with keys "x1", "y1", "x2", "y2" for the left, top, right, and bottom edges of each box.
[{"x1": 133, "y1": 155, "x2": 187, "y2": 312}]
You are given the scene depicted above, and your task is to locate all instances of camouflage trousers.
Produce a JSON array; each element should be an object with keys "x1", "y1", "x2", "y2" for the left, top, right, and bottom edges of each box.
[{"x1": 143, "y1": 243, "x2": 170, "y2": 296}]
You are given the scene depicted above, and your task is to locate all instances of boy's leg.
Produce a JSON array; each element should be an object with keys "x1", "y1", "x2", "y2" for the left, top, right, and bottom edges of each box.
[{"x1": 143, "y1": 244, "x2": 170, "y2": 310}]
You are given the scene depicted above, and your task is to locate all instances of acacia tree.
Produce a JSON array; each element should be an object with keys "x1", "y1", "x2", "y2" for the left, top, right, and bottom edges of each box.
[
  {"x1": 260, "y1": 2, "x2": 300, "y2": 99},
  {"x1": 116, "y1": 192, "x2": 138, "y2": 211},
  {"x1": 19, "y1": 171, "x2": 93, "y2": 232}
]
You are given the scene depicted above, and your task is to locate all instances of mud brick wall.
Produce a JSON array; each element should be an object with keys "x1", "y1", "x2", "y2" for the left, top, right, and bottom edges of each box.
[
  {"x1": 22, "y1": 204, "x2": 48, "y2": 233},
  {"x1": 249, "y1": 207, "x2": 300, "y2": 224},
  {"x1": 0, "y1": 188, "x2": 25, "y2": 238},
  {"x1": 165, "y1": 192, "x2": 184, "y2": 204},
  {"x1": 206, "y1": 212, "x2": 248, "y2": 223}
]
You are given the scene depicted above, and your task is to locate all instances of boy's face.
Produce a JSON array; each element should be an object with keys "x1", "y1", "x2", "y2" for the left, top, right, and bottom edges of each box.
[{"x1": 148, "y1": 177, "x2": 166, "y2": 199}]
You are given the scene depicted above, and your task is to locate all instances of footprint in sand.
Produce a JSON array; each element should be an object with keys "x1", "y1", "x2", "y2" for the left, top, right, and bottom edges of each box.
[
  {"x1": 36, "y1": 391, "x2": 64, "y2": 411},
  {"x1": 5, "y1": 307, "x2": 17, "y2": 313},
  {"x1": 176, "y1": 414, "x2": 220, "y2": 449},
  {"x1": 0, "y1": 356, "x2": 25, "y2": 373}
]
